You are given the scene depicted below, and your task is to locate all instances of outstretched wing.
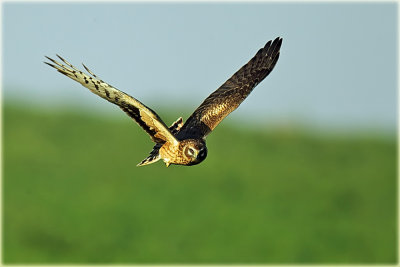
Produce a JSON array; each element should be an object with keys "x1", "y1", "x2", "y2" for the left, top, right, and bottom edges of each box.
[
  {"x1": 177, "y1": 37, "x2": 282, "y2": 140},
  {"x1": 44, "y1": 55, "x2": 177, "y2": 145}
]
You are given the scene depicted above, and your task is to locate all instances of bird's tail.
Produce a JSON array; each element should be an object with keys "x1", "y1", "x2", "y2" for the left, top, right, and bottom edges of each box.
[{"x1": 137, "y1": 144, "x2": 162, "y2": 166}]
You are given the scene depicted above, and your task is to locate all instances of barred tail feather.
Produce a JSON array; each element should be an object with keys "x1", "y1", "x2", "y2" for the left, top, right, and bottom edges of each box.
[{"x1": 137, "y1": 149, "x2": 161, "y2": 166}]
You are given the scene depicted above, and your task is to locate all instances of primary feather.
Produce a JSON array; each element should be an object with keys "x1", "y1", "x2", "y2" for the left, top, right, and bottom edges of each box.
[
  {"x1": 178, "y1": 37, "x2": 282, "y2": 140},
  {"x1": 45, "y1": 55, "x2": 177, "y2": 145}
]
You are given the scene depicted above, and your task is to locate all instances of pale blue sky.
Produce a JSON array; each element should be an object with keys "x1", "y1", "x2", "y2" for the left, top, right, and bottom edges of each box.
[{"x1": 2, "y1": 2, "x2": 398, "y2": 131}]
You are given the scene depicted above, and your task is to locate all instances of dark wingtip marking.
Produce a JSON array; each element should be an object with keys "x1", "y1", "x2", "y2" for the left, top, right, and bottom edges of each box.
[
  {"x1": 44, "y1": 61, "x2": 56, "y2": 68},
  {"x1": 45, "y1": 56, "x2": 59, "y2": 65},
  {"x1": 83, "y1": 63, "x2": 91, "y2": 73},
  {"x1": 83, "y1": 63, "x2": 98, "y2": 78},
  {"x1": 56, "y1": 54, "x2": 66, "y2": 62},
  {"x1": 264, "y1": 40, "x2": 272, "y2": 50}
]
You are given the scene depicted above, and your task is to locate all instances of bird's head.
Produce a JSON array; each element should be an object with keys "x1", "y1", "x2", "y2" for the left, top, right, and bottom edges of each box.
[{"x1": 181, "y1": 139, "x2": 207, "y2": 166}]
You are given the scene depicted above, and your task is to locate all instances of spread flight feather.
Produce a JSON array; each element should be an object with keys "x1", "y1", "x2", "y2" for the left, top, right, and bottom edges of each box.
[{"x1": 44, "y1": 55, "x2": 178, "y2": 145}]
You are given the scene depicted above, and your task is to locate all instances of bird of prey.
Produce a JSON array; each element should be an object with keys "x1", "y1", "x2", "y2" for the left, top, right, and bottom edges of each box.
[{"x1": 45, "y1": 37, "x2": 282, "y2": 167}]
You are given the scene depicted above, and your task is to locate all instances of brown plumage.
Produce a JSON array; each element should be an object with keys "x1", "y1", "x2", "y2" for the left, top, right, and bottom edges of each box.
[{"x1": 44, "y1": 37, "x2": 282, "y2": 167}]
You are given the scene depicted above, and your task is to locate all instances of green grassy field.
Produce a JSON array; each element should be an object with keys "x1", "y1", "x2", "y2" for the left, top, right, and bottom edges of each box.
[{"x1": 2, "y1": 104, "x2": 397, "y2": 264}]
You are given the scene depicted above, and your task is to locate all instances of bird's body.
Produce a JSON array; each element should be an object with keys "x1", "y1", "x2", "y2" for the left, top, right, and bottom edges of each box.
[{"x1": 45, "y1": 37, "x2": 282, "y2": 167}]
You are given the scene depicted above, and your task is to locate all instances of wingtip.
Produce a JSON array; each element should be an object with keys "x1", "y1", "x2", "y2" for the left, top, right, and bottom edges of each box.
[
  {"x1": 268, "y1": 36, "x2": 283, "y2": 56},
  {"x1": 82, "y1": 63, "x2": 89, "y2": 71},
  {"x1": 273, "y1": 36, "x2": 283, "y2": 44},
  {"x1": 270, "y1": 37, "x2": 283, "y2": 48},
  {"x1": 45, "y1": 56, "x2": 57, "y2": 64},
  {"x1": 82, "y1": 63, "x2": 95, "y2": 76},
  {"x1": 43, "y1": 61, "x2": 55, "y2": 68},
  {"x1": 56, "y1": 54, "x2": 64, "y2": 61}
]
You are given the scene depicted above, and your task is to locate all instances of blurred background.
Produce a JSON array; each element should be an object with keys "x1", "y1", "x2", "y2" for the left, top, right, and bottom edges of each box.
[{"x1": 2, "y1": 2, "x2": 397, "y2": 264}]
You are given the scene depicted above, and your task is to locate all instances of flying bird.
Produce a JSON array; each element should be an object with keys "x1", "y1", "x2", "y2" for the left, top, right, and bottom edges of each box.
[{"x1": 45, "y1": 37, "x2": 282, "y2": 167}]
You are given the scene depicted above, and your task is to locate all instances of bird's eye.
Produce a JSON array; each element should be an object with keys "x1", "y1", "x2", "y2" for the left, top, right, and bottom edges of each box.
[
  {"x1": 188, "y1": 148, "x2": 194, "y2": 156},
  {"x1": 184, "y1": 146, "x2": 196, "y2": 158}
]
